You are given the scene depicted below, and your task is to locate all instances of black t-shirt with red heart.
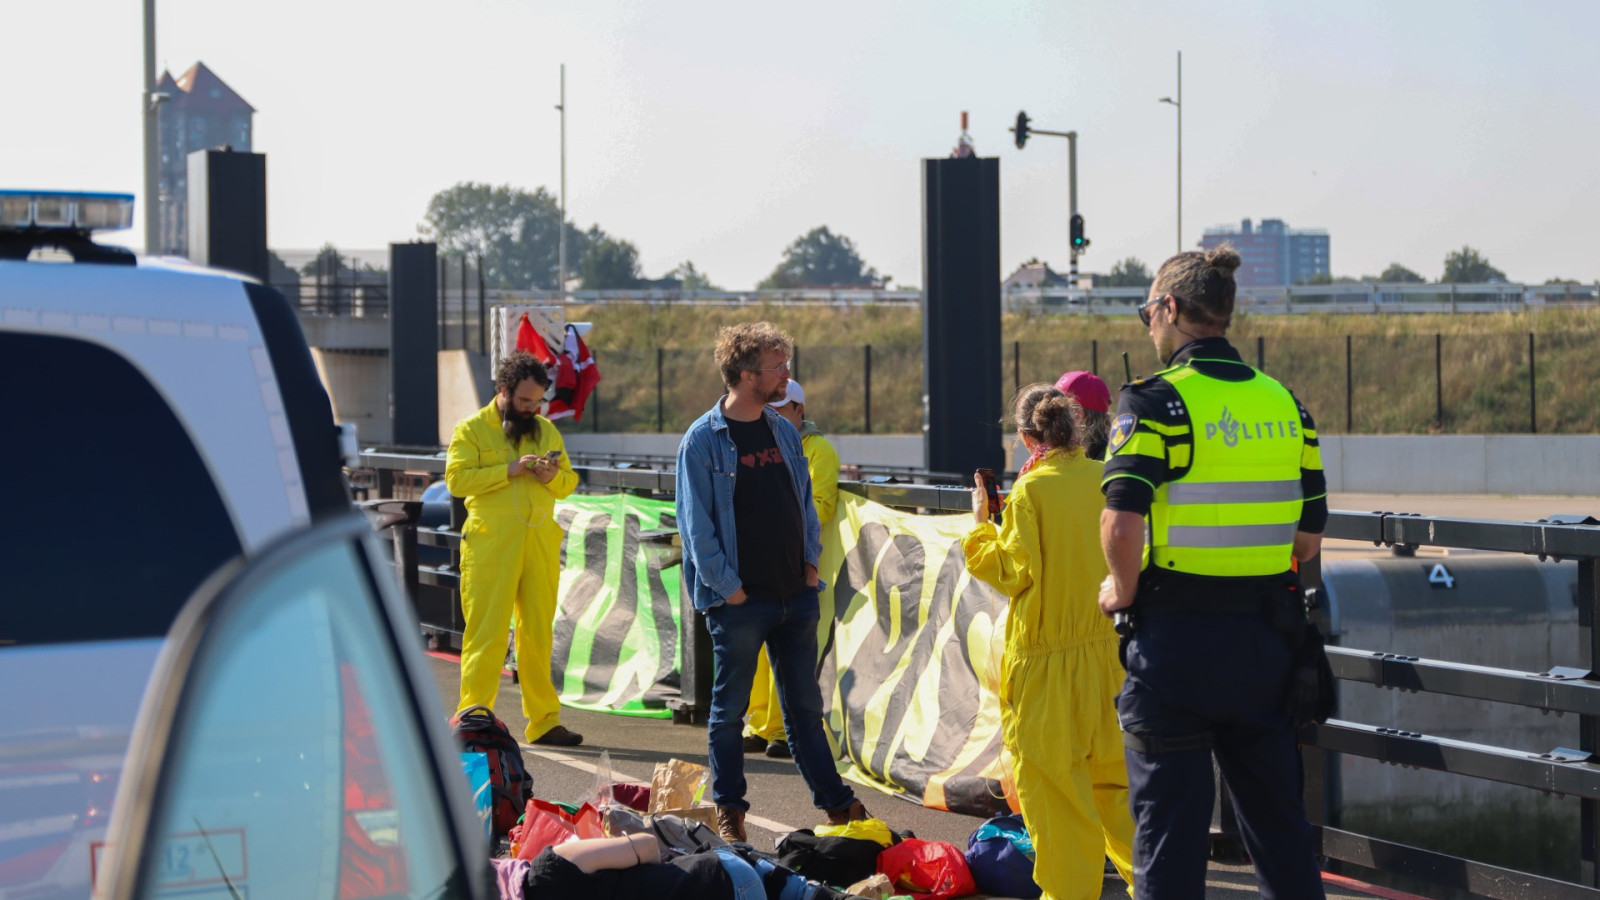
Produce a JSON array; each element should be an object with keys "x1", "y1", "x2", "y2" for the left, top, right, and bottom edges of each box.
[{"x1": 726, "y1": 415, "x2": 806, "y2": 600}]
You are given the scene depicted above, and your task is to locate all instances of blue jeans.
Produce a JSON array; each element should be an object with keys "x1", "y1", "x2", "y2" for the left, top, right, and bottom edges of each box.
[{"x1": 704, "y1": 586, "x2": 855, "y2": 813}]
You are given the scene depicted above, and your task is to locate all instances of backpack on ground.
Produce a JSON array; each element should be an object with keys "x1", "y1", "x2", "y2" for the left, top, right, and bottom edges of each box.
[{"x1": 451, "y1": 705, "x2": 534, "y2": 835}]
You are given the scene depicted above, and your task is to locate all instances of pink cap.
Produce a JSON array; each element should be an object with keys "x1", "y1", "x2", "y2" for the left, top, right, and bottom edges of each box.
[{"x1": 1054, "y1": 370, "x2": 1111, "y2": 413}]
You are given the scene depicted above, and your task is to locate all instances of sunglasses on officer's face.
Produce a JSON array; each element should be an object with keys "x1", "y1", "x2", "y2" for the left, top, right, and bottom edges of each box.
[{"x1": 1138, "y1": 294, "x2": 1184, "y2": 326}]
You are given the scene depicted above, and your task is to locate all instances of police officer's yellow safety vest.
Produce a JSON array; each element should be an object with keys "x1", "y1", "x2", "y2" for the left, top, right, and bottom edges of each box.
[{"x1": 1148, "y1": 362, "x2": 1304, "y2": 577}]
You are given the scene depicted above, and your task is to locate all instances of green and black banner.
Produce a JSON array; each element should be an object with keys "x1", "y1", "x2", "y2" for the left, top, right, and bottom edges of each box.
[{"x1": 550, "y1": 493, "x2": 682, "y2": 718}]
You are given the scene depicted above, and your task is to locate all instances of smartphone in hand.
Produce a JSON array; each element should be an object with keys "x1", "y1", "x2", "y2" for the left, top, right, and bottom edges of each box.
[{"x1": 975, "y1": 467, "x2": 1001, "y2": 516}]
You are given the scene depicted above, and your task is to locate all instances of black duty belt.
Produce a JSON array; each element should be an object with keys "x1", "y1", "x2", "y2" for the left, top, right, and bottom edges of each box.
[{"x1": 1135, "y1": 593, "x2": 1274, "y2": 617}]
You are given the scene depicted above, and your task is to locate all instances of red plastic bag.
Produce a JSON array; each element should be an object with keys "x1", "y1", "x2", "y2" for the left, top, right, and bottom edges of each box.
[
  {"x1": 513, "y1": 804, "x2": 575, "y2": 859},
  {"x1": 876, "y1": 838, "x2": 977, "y2": 900},
  {"x1": 511, "y1": 799, "x2": 607, "y2": 858}
]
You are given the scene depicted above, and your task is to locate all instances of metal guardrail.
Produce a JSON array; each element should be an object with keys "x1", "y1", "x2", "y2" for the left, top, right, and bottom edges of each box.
[
  {"x1": 1309, "y1": 510, "x2": 1600, "y2": 898},
  {"x1": 354, "y1": 450, "x2": 1600, "y2": 897}
]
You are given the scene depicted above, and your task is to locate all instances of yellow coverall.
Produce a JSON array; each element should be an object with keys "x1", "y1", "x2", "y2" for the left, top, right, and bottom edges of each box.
[
  {"x1": 446, "y1": 401, "x2": 578, "y2": 742},
  {"x1": 962, "y1": 451, "x2": 1136, "y2": 900},
  {"x1": 745, "y1": 428, "x2": 840, "y2": 742}
]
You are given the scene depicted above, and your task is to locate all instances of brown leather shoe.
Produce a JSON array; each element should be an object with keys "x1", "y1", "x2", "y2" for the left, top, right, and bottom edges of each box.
[
  {"x1": 716, "y1": 806, "x2": 747, "y2": 843},
  {"x1": 824, "y1": 799, "x2": 869, "y2": 825},
  {"x1": 742, "y1": 734, "x2": 769, "y2": 754},
  {"x1": 531, "y1": 725, "x2": 584, "y2": 747}
]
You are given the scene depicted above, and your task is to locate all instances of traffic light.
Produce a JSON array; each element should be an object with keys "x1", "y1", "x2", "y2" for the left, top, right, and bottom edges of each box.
[
  {"x1": 1070, "y1": 213, "x2": 1089, "y2": 251},
  {"x1": 1013, "y1": 111, "x2": 1031, "y2": 149}
]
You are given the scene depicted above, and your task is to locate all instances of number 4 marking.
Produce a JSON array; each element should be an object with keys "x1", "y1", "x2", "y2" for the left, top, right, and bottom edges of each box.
[{"x1": 1428, "y1": 563, "x2": 1456, "y2": 589}]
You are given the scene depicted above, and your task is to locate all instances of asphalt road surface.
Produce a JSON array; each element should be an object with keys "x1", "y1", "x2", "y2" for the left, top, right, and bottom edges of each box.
[{"x1": 428, "y1": 655, "x2": 1389, "y2": 899}]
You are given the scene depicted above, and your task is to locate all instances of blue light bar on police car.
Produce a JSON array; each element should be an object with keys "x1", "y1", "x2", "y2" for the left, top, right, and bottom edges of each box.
[{"x1": 0, "y1": 191, "x2": 135, "y2": 232}]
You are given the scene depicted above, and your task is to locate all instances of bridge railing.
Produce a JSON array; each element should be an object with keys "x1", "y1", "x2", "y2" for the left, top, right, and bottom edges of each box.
[
  {"x1": 1310, "y1": 511, "x2": 1600, "y2": 899},
  {"x1": 352, "y1": 450, "x2": 1600, "y2": 897}
]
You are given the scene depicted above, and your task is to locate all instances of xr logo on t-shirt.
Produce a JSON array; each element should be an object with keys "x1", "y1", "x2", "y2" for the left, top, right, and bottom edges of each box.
[{"x1": 741, "y1": 447, "x2": 785, "y2": 469}]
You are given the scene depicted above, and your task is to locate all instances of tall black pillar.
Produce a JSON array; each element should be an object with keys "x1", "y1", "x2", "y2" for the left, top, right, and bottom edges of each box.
[
  {"x1": 922, "y1": 156, "x2": 1003, "y2": 477},
  {"x1": 186, "y1": 149, "x2": 268, "y2": 283},
  {"x1": 390, "y1": 242, "x2": 439, "y2": 448}
]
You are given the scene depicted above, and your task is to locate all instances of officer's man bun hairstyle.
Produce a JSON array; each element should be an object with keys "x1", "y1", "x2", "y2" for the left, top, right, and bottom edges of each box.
[
  {"x1": 1153, "y1": 244, "x2": 1242, "y2": 330},
  {"x1": 1010, "y1": 383, "x2": 1078, "y2": 450},
  {"x1": 714, "y1": 321, "x2": 794, "y2": 389},
  {"x1": 495, "y1": 350, "x2": 552, "y2": 395}
]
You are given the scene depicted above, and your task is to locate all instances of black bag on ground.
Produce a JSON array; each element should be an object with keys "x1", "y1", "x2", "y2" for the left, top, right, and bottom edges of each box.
[
  {"x1": 774, "y1": 830, "x2": 884, "y2": 888},
  {"x1": 450, "y1": 705, "x2": 534, "y2": 835}
]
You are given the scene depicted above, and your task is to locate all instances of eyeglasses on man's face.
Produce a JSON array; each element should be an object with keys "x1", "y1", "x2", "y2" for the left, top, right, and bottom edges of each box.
[
  {"x1": 749, "y1": 360, "x2": 791, "y2": 375},
  {"x1": 1138, "y1": 294, "x2": 1183, "y2": 327}
]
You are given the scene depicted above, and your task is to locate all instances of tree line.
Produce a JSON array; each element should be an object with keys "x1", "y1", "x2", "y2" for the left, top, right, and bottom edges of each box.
[
  {"x1": 415, "y1": 182, "x2": 889, "y2": 292},
  {"x1": 270, "y1": 182, "x2": 1580, "y2": 291}
]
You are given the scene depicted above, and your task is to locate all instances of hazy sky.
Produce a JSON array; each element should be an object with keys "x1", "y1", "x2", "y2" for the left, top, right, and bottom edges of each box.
[{"x1": 9, "y1": 1, "x2": 1598, "y2": 287}]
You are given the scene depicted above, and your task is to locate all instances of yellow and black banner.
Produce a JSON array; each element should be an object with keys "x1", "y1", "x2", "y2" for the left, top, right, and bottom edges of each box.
[{"x1": 817, "y1": 493, "x2": 1013, "y2": 818}]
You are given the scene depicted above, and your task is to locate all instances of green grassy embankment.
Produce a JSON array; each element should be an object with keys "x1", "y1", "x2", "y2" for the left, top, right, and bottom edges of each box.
[{"x1": 563, "y1": 304, "x2": 1600, "y2": 436}]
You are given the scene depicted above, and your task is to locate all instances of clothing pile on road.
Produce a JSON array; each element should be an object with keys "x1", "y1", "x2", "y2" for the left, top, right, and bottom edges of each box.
[{"x1": 457, "y1": 747, "x2": 1043, "y2": 900}]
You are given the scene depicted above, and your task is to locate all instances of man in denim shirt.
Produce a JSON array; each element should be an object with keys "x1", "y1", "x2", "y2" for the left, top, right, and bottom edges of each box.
[{"x1": 676, "y1": 322, "x2": 868, "y2": 843}]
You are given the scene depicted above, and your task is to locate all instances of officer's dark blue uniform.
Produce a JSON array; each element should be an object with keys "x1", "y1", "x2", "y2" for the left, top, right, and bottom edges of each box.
[{"x1": 1102, "y1": 335, "x2": 1329, "y2": 900}]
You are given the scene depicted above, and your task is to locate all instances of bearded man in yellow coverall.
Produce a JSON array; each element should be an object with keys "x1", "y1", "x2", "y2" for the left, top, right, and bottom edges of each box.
[
  {"x1": 964, "y1": 383, "x2": 1136, "y2": 899},
  {"x1": 743, "y1": 381, "x2": 840, "y2": 759},
  {"x1": 446, "y1": 350, "x2": 582, "y2": 746}
]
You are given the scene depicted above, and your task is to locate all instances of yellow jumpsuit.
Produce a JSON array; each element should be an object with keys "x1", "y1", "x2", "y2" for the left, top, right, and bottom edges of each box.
[
  {"x1": 962, "y1": 451, "x2": 1136, "y2": 900},
  {"x1": 745, "y1": 427, "x2": 840, "y2": 742},
  {"x1": 446, "y1": 401, "x2": 578, "y2": 742}
]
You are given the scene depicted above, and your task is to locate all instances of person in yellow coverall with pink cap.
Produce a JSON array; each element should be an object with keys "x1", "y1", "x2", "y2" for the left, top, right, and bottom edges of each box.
[
  {"x1": 447, "y1": 350, "x2": 583, "y2": 746},
  {"x1": 964, "y1": 383, "x2": 1136, "y2": 899}
]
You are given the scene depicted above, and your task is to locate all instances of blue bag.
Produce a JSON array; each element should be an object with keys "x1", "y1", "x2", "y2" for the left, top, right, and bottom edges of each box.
[
  {"x1": 460, "y1": 751, "x2": 494, "y2": 843},
  {"x1": 964, "y1": 813, "x2": 1039, "y2": 899}
]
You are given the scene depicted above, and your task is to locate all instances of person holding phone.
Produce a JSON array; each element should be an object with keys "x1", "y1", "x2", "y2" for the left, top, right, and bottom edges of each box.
[
  {"x1": 446, "y1": 350, "x2": 583, "y2": 747},
  {"x1": 963, "y1": 383, "x2": 1136, "y2": 899}
]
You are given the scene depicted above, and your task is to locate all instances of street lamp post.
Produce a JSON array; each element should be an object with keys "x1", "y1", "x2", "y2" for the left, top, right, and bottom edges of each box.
[
  {"x1": 1159, "y1": 51, "x2": 1182, "y2": 254},
  {"x1": 555, "y1": 64, "x2": 566, "y2": 298}
]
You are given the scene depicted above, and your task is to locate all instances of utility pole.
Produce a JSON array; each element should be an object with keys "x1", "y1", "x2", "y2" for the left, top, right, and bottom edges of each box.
[
  {"x1": 1160, "y1": 51, "x2": 1183, "y2": 254},
  {"x1": 555, "y1": 64, "x2": 566, "y2": 298},
  {"x1": 141, "y1": 0, "x2": 159, "y2": 254}
]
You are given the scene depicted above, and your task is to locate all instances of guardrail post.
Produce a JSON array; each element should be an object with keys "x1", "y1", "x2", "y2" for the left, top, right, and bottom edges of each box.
[
  {"x1": 1091, "y1": 338, "x2": 1099, "y2": 376},
  {"x1": 670, "y1": 577, "x2": 713, "y2": 725},
  {"x1": 395, "y1": 516, "x2": 420, "y2": 610},
  {"x1": 1013, "y1": 341, "x2": 1020, "y2": 394},
  {"x1": 1582, "y1": 554, "x2": 1599, "y2": 887},
  {"x1": 657, "y1": 347, "x2": 665, "y2": 433},
  {"x1": 1256, "y1": 335, "x2": 1265, "y2": 371}
]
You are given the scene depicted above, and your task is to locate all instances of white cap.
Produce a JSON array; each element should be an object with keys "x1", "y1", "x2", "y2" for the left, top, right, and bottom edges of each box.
[{"x1": 768, "y1": 380, "x2": 805, "y2": 408}]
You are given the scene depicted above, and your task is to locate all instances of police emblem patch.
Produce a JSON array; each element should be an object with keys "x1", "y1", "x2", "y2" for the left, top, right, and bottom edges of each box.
[{"x1": 1107, "y1": 413, "x2": 1137, "y2": 455}]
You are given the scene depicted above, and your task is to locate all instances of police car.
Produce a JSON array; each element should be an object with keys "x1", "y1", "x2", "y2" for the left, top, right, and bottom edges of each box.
[{"x1": 0, "y1": 191, "x2": 491, "y2": 900}]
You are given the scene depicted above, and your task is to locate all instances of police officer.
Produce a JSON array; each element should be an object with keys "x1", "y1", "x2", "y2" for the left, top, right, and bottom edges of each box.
[{"x1": 1097, "y1": 245, "x2": 1328, "y2": 899}]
